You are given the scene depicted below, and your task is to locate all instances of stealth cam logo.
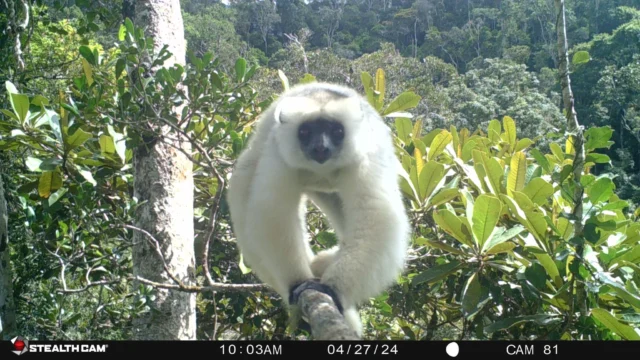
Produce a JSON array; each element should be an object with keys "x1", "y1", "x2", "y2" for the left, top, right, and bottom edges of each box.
[{"x1": 11, "y1": 336, "x2": 28, "y2": 356}]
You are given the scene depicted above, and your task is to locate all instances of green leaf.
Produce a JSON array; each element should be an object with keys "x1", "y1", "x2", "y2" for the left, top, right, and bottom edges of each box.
[
  {"x1": 278, "y1": 70, "x2": 289, "y2": 90},
  {"x1": 421, "y1": 238, "x2": 467, "y2": 256},
  {"x1": 315, "y1": 231, "x2": 338, "y2": 247},
  {"x1": 462, "y1": 272, "x2": 488, "y2": 317},
  {"x1": 82, "y1": 58, "x2": 94, "y2": 86},
  {"x1": 522, "y1": 177, "x2": 554, "y2": 206},
  {"x1": 472, "y1": 194, "x2": 502, "y2": 248},
  {"x1": 108, "y1": 125, "x2": 127, "y2": 163},
  {"x1": 475, "y1": 150, "x2": 503, "y2": 195},
  {"x1": 399, "y1": 167, "x2": 420, "y2": 204},
  {"x1": 534, "y1": 253, "x2": 563, "y2": 289},
  {"x1": 99, "y1": 135, "x2": 115, "y2": 154},
  {"x1": 461, "y1": 139, "x2": 477, "y2": 161},
  {"x1": 488, "y1": 119, "x2": 501, "y2": 142},
  {"x1": 115, "y1": 58, "x2": 126, "y2": 79},
  {"x1": 235, "y1": 58, "x2": 247, "y2": 82},
  {"x1": 530, "y1": 148, "x2": 550, "y2": 173},
  {"x1": 118, "y1": 24, "x2": 126, "y2": 41},
  {"x1": 591, "y1": 308, "x2": 640, "y2": 340},
  {"x1": 572, "y1": 50, "x2": 590, "y2": 65},
  {"x1": 238, "y1": 254, "x2": 251, "y2": 275},
  {"x1": 9, "y1": 92, "x2": 30, "y2": 124},
  {"x1": 412, "y1": 260, "x2": 462, "y2": 285},
  {"x1": 360, "y1": 71, "x2": 375, "y2": 107},
  {"x1": 382, "y1": 91, "x2": 421, "y2": 116},
  {"x1": 525, "y1": 262, "x2": 547, "y2": 290},
  {"x1": 598, "y1": 272, "x2": 640, "y2": 309},
  {"x1": 299, "y1": 73, "x2": 316, "y2": 84},
  {"x1": 432, "y1": 209, "x2": 473, "y2": 247},
  {"x1": 427, "y1": 188, "x2": 459, "y2": 208},
  {"x1": 507, "y1": 151, "x2": 526, "y2": 196},
  {"x1": 65, "y1": 128, "x2": 92, "y2": 150},
  {"x1": 418, "y1": 161, "x2": 445, "y2": 201},
  {"x1": 485, "y1": 242, "x2": 516, "y2": 255},
  {"x1": 484, "y1": 315, "x2": 562, "y2": 334},
  {"x1": 585, "y1": 126, "x2": 614, "y2": 151},
  {"x1": 31, "y1": 95, "x2": 49, "y2": 107},
  {"x1": 588, "y1": 177, "x2": 615, "y2": 204},
  {"x1": 395, "y1": 118, "x2": 413, "y2": 144},
  {"x1": 5, "y1": 80, "x2": 18, "y2": 94},
  {"x1": 515, "y1": 138, "x2": 535, "y2": 152},
  {"x1": 550, "y1": 142, "x2": 564, "y2": 161},
  {"x1": 428, "y1": 130, "x2": 452, "y2": 161},
  {"x1": 79, "y1": 45, "x2": 95, "y2": 65},
  {"x1": 586, "y1": 153, "x2": 611, "y2": 164},
  {"x1": 609, "y1": 246, "x2": 640, "y2": 269},
  {"x1": 38, "y1": 171, "x2": 62, "y2": 198},
  {"x1": 48, "y1": 187, "x2": 67, "y2": 207},
  {"x1": 26, "y1": 157, "x2": 43, "y2": 172},
  {"x1": 481, "y1": 225, "x2": 525, "y2": 254},
  {"x1": 78, "y1": 168, "x2": 97, "y2": 186},
  {"x1": 1, "y1": 109, "x2": 18, "y2": 121},
  {"x1": 502, "y1": 116, "x2": 516, "y2": 147},
  {"x1": 374, "y1": 68, "x2": 385, "y2": 111}
]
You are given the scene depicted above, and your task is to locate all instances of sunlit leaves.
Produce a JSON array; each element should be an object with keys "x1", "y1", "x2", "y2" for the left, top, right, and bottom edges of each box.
[
  {"x1": 418, "y1": 161, "x2": 445, "y2": 201},
  {"x1": 572, "y1": 50, "x2": 591, "y2": 66},
  {"x1": 502, "y1": 115, "x2": 516, "y2": 148},
  {"x1": 432, "y1": 209, "x2": 473, "y2": 247},
  {"x1": 507, "y1": 151, "x2": 526, "y2": 196},
  {"x1": 522, "y1": 177, "x2": 554, "y2": 206},
  {"x1": 471, "y1": 194, "x2": 502, "y2": 249},
  {"x1": 428, "y1": 130, "x2": 452, "y2": 161},
  {"x1": 5, "y1": 81, "x2": 30, "y2": 124},
  {"x1": 588, "y1": 177, "x2": 615, "y2": 205},
  {"x1": 591, "y1": 309, "x2": 640, "y2": 340}
]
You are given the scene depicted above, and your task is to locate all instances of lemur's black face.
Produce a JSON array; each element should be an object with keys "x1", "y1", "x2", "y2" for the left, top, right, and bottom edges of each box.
[{"x1": 297, "y1": 118, "x2": 345, "y2": 164}]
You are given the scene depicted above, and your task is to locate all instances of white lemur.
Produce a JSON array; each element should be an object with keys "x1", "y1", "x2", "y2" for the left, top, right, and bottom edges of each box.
[{"x1": 226, "y1": 82, "x2": 411, "y2": 337}]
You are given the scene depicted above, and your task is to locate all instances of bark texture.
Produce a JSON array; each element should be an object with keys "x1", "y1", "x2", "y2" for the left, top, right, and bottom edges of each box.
[
  {"x1": 131, "y1": 0, "x2": 196, "y2": 340},
  {"x1": 0, "y1": 174, "x2": 16, "y2": 339},
  {"x1": 298, "y1": 289, "x2": 359, "y2": 340}
]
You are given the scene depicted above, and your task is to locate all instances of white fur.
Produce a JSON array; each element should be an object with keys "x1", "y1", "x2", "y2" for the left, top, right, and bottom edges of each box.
[{"x1": 226, "y1": 82, "x2": 411, "y2": 337}]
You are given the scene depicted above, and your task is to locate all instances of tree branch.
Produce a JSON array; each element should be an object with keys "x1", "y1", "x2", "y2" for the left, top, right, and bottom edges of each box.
[
  {"x1": 132, "y1": 275, "x2": 269, "y2": 293},
  {"x1": 555, "y1": 0, "x2": 587, "y2": 329},
  {"x1": 296, "y1": 288, "x2": 360, "y2": 340}
]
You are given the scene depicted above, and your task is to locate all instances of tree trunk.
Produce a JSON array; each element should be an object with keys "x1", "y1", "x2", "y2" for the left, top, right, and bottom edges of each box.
[
  {"x1": 0, "y1": 175, "x2": 16, "y2": 339},
  {"x1": 130, "y1": 0, "x2": 196, "y2": 340},
  {"x1": 554, "y1": 0, "x2": 587, "y2": 326}
]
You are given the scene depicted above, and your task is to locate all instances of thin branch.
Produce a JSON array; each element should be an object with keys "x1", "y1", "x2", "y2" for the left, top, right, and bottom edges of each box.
[
  {"x1": 131, "y1": 275, "x2": 269, "y2": 293},
  {"x1": 122, "y1": 224, "x2": 269, "y2": 293},
  {"x1": 123, "y1": 224, "x2": 184, "y2": 286},
  {"x1": 555, "y1": 0, "x2": 587, "y2": 328},
  {"x1": 56, "y1": 280, "x2": 121, "y2": 294}
]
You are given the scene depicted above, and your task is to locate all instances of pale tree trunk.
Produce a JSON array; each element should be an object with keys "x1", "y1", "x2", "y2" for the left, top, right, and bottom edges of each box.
[
  {"x1": 130, "y1": 0, "x2": 196, "y2": 340},
  {"x1": 554, "y1": 0, "x2": 587, "y2": 326},
  {"x1": 0, "y1": 175, "x2": 16, "y2": 339}
]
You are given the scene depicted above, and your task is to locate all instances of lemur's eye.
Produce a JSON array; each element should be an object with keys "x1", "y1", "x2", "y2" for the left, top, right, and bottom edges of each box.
[
  {"x1": 298, "y1": 126, "x2": 310, "y2": 140},
  {"x1": 331, "y1": 125, "x2": 344, "y2": 140}
]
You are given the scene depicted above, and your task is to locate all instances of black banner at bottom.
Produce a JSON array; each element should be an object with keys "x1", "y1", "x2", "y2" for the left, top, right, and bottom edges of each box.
[{"x1": 3, "y1": 339, "x2": 640, "y2": 358}]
